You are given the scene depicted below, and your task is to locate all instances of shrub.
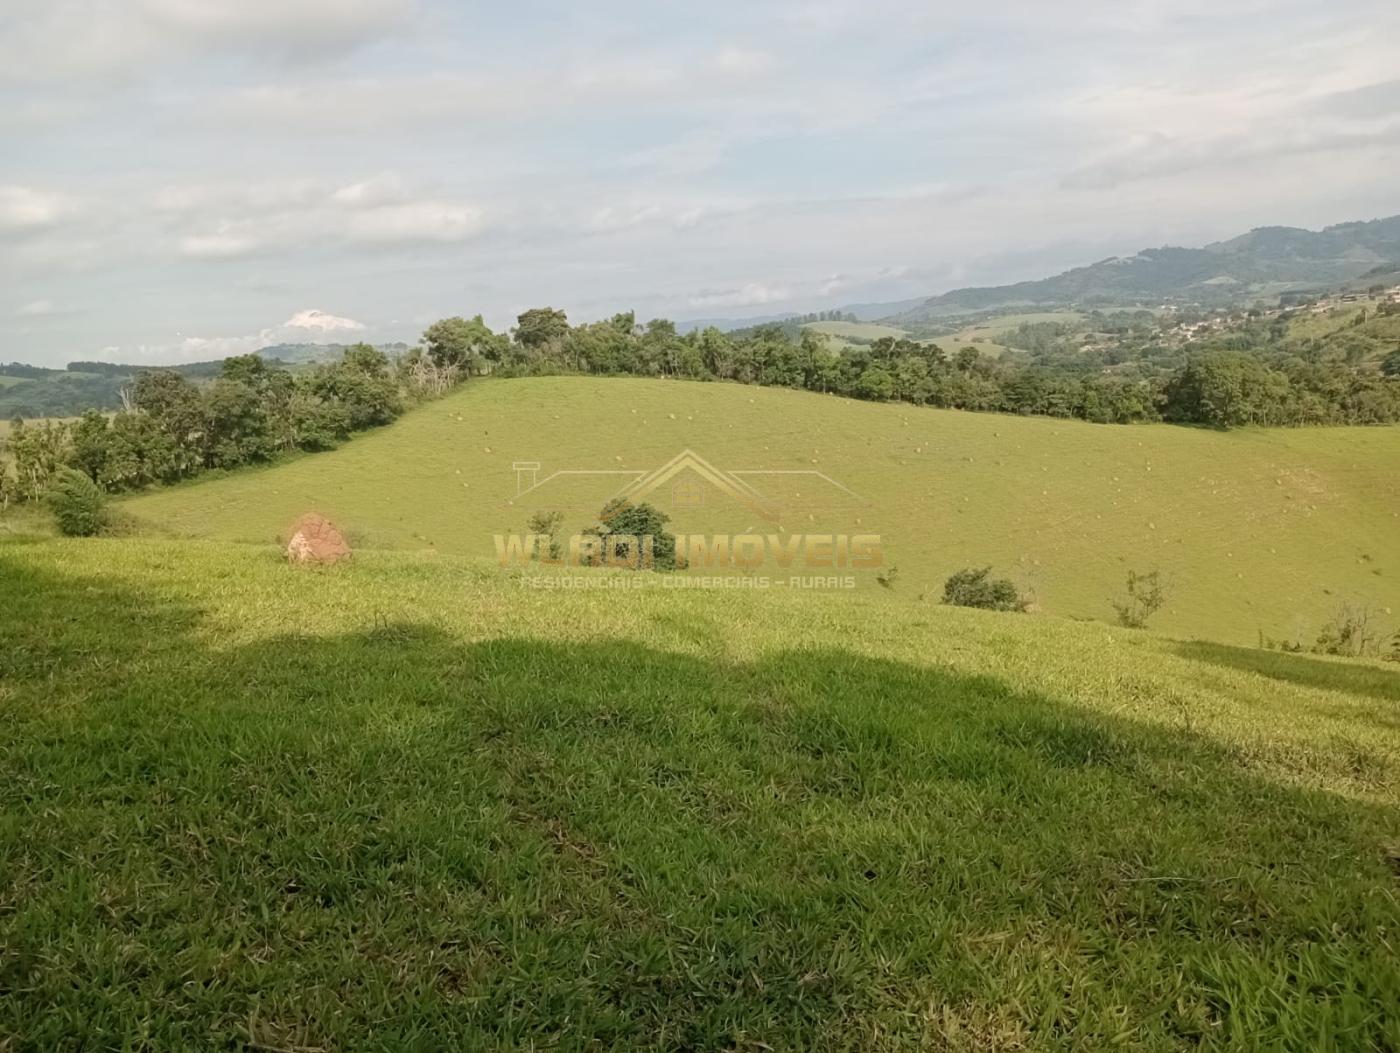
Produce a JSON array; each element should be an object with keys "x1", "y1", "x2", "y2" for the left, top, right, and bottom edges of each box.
[
  {"x1": 47, "y1": 468, "x2": 107, "y2": 537},
  {"x1": 1266, "y1": 605, "x2": 1398, "y2": 659},
  {"x1": 585, "y1": 499, "x2": 679, "y2": 570},
  {"x1": 942, "y1": 567, "x2": 1028, "y2": 612},
  {"x1": 1314, "y1": 603, "x2": 1382, "y2": 658},
  {"x1": 526, "y1": 510, "x2": 565, "y2": 560},
  {"x1": 1113, "y1": 569, "x2": 1167, "y2": 629}
]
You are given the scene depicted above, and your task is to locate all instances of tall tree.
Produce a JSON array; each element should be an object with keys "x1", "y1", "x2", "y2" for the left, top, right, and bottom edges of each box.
[{"x1": 514, "y1": 307, "x2": 570, "y2": 349}]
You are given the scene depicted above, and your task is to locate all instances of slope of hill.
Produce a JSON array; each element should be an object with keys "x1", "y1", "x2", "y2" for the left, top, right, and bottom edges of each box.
[
  {"x1": 121, "y1": 376, "x2": 1400, "y2": 645},
  {"x1": 892, "y1": 215, "x2": 1400, "y2": 321},
  {"x1": 2, "y1": 535, "x2": 1398, "y2": 1047},
  {"x1": 675, "y1": 312, "x2": 800, "y2": 335},
  {"x1": 803, "y1": 320, "x2": 910, "y2": 342}
]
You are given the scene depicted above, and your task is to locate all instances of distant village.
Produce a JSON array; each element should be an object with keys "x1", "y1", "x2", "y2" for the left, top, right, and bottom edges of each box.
[{"x1": 1167, "y1": 283, "x2": 1400, "y2": 342}]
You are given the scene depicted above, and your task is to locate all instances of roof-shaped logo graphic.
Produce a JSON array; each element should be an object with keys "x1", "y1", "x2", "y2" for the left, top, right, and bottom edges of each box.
[{"x1": 511, "y1": 448, "x2": 864, "y2": 524}]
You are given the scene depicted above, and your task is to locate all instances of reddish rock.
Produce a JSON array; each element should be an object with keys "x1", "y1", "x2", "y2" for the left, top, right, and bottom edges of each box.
[{"x1": 285, "y1": 513, "x2": 351, "y2": 565}]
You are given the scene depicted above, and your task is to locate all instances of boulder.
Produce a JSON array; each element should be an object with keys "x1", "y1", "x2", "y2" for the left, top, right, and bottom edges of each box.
[{"x1": 285, "y1": 513, "x2": 351, "y2": 565}]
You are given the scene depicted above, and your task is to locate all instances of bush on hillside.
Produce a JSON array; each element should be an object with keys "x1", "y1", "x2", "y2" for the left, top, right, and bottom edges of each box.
[
  {"x1": 47, "y1": 467, "x2": 107, "y2": 537},
  {"x1": 1114, "y1": 569, "x2": 1167, "y2": 629},
  {"x1": 584, "y1": 499, "x2": 679, "y2": 570},
  {"x1": 942, "y1": 567, "x2": 1028, "y2": 612},
  {"x1": 526, "y1": 509, "x2": 565, "y2": 560},
  {"x1": 1262, "y1": 604, "x2": 1398, "y2": 660},
  {"x1": 1314, "y1": 603, "x2": 1384, "y2": 658}
]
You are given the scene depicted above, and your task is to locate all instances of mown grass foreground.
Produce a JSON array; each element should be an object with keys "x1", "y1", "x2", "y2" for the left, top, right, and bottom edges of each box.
[{"x1": 3, "y1": 538, "x2": 1399, "y2": 1049}]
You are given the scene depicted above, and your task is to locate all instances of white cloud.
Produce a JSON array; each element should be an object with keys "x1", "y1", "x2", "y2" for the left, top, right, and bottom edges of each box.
[
  {"x1": 15, "y1": 299, "x2": 57, "y2": 317},
  {"x1": 179, "y1": 230, "x2": 262, "y2": 260},
  {"x1": 688, "y1": 283, "x2": 792, "y2": 309},
  {"x1": 139, "y1": 0, "x2": 413, "y2": 51},
  {"x1": 331, "y1": 173, "x2": 407, "y2": 208},
  {"x1": 713, "y1": 46, "x2": 775, "y2": 76},
  {"x1": 586, "y1": 203, "x2": 666, "y2": 234},
  {"x1": 147, "y1": 175, "x2": 485, "y2": 258},
  {"x1": 343, "y1": 202, "x2": 485, "y2": 245},
  {"x1": 97, "y1": 309, "x2": 371, "y2": 365},
  {"x1": 0, "y1": 185, "x2": 72, "y2": 233},
  {"x1": 6, "y1": 0, "x2": 1400, "y2": 366},
  {"x1": 0, "y1": 0, "x2": 415, "y2": 83},
  {"x1": 284, "y1": 309, "x2": 365, "y2": 333}
]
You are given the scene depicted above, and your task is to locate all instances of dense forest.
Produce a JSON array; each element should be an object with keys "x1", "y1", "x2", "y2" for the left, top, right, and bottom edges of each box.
[{"x1": 3, "y1": 301, "x2": 1398, "y2": 507}]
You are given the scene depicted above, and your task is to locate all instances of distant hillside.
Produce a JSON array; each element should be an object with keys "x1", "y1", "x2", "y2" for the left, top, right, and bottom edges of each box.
[
  {"x1": 255, "y1": 342, "x2": 414, "y2": 364},
  {"x1": 676, "y1": 298, "x2": 933, "y2": 335},
  {"x1": 675, "y1": 313, "x2": 798, "y2": 335},
  {"x1": 0, "y1": 360, "x2": 225, "y2": 420},
  {"x1": 891, "y1": 215, "x2": 1400, "y2": 322}
]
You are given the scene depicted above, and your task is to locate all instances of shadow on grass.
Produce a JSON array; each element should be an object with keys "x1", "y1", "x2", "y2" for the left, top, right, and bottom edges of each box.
[
  {"x1": 2, "y1": 553, "x2": 1399, "y2": 1050},
  {"x1": 1175, "y1": 639, "x2": 1400, "y2": 704}
]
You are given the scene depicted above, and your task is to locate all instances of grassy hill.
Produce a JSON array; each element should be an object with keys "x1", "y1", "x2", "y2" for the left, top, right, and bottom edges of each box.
[
  {"x1": 2, "y1": 536, "x2": 1398, "y2": 1047},
  {"x1": 122, "y1": 376, "x2": 1400, "y2": 646},
  {"x1": 804, "y1": 320, "x2": 911, "y2": 342}
]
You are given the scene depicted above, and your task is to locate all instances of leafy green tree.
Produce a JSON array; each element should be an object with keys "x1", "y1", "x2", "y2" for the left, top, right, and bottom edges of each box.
[
  {"x1": 134, "y1": 370, "x2": 203, "y2": 441},
  {"x1": 69, "y1": 410, "x2": 112, "y2": 481},
  {"x1": 309, "y1": 345, "x2": 402, "y2": 434},
  {"x1": 47, "y1": 467, "x2": 107, "y2": 536},
  {"x1": 287, "y1": 389, "x2": 352, "y2": 451},
  {"x1": 514, "y1": 307, "x2": 570, "y2": 349},
  {"x1": 423, "y1": 316, "x2": 506, "y2": 374},
  {"x1": 7, "y1": 418, "x2": 70, "y2": 502},
  {"x1": 856, "y1": 365, "x2": 896, "y2": 400},
  {"x1": 1162, "y1": 351, "x2": 1291, "y2": 427},
  {"x1": 204, "y1": 373, "x2": 280, "y2": 469},
  {"x1": 98, "y1": 413, "x2": 175, "y2": 489},
  {"x1": 942, "y1": 567, "x2": 1028, "y2": 612},
  {"x1": 1381, "y1": 349, "x2": 1400, "y2": 378},
  {"x1": 132, "y1": 370, "x2": 205, "y2": 477},
  {"x1": 585, "y1": 499, "x2": 678, "y2": 570},
  {"x1": 696, "y1": 327, "x2": 738, "y2": 379}
]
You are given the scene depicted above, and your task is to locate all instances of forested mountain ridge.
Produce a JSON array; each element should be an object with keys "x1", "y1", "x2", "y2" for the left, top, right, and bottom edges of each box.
[{"x1": 889, "y1": 215, "x2": 1400, "y2": 322}]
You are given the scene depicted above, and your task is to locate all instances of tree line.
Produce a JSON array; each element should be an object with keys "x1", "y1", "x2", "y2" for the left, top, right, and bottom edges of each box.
[
  {"x1": 424, "y1": 308, "x2": 1400, "y2": 428},
  {"x1": 4, "y1": 306, "x2": 1399, "y2": 508},
  {"x1": 1, "y1": 345, "x2": 422, "y2": 506}
]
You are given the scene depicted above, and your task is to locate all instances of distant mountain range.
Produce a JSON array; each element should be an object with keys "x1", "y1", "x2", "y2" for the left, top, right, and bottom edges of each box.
[
  {"x1": 677, "y1": 215, "x2": 1400, "y2": 332},
  {"x1": 674, "y1": 297, "x2": 931, "y2": 334},
  {"x1": 887, "y1": 215, "x2": 1400, "y2": 323}
]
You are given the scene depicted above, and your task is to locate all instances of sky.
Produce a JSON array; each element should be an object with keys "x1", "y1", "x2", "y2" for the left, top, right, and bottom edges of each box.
[{"x1": 3, "y1": 0, "x2": 1399, "y2": 366}]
